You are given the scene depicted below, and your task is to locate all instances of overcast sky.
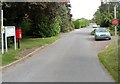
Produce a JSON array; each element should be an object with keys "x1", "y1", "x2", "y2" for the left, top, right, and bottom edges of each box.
[{"x1": 70, "y1": 0, "x2": 101, "y2": 20}]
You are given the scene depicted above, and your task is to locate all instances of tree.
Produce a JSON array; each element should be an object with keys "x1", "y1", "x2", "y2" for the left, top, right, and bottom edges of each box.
[
  {"x1": 3, "y1": 2, "x2": 74, "y2": 37},
  {"x1": 93, "y1": 1, "x2": 120, "y2": 35},
  {"x1": 73, "y1": 18, "x2": 89, "y2": 29}
]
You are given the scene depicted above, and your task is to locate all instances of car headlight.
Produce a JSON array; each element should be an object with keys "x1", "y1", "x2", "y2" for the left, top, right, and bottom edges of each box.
[{"x1": 106, "y1": 33, "x2": 111, "y2": 36}]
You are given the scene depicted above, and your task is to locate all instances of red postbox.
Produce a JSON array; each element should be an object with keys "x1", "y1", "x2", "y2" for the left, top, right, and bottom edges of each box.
[{"x1": 16, "y1": 28, "x2": 22, "y2": 39}]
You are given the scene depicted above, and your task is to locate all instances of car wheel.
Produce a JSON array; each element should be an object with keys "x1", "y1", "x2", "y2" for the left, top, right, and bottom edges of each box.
[
  {"x1": 109, "y1": 38, "x2": 111, "y2": 40},
  {"x1": 95, "y1": 38, "x2": 97, "y2": 41}
]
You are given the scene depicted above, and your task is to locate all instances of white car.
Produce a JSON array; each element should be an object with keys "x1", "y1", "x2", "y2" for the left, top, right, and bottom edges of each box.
[
  {"x1": 94, "y1": 28, "x2": 111, "y2": 40},
  {"x1": 92, "y1": 24, "x2": 98, "y2": 28}
]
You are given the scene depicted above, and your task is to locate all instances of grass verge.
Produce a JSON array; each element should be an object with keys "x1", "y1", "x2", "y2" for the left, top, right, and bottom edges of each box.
[
  {"x1": 90, "y1": 29, "x2": 95, "y2": 35},
  {"x1": 98, "y1": 39, "x2": 120, "y2": 82},
  {"x1": 0, "y1": 35, "x2": 60, "y2": 66}
]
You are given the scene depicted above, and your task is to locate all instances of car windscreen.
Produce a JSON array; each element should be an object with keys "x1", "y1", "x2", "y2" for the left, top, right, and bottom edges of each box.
[{"x1": 95, "y1": 28, "x2": 108, "y2": 32}]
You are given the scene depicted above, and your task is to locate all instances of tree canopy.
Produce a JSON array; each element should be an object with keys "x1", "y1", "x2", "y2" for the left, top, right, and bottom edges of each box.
[
  {"x1": 2, "y1": 2, "x2": 74, "y2": 37},
  {"x1": 93, "y1": 1, "x2": 120, "y2": 35},
  {"x1": 93, "y1": 1, "x2": 120, "y2": 27}
]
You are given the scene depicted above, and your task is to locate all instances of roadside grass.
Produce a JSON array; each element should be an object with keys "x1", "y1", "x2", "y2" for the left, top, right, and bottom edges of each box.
[
  {"x1": 98, "y1": 39, "x2": 120, "y2": 82},
  {"x1": 90, "y1": 29, "x2": 95, "y2": 35},
  {"x1": 0, "y1": 35, "x2": 60, "y2": 66},
  {"x1": 0, "y1": 51, "x2": 2, "y2": 67}
]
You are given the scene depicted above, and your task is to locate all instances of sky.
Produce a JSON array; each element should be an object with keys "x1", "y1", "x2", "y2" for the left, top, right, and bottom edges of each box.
[{"x1": 70, "y1": 0, "x2": 101, "y2": 20}]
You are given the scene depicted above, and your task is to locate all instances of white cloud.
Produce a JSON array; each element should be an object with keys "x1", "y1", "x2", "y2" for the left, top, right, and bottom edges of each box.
[{"x1": 70, "y1": 0, "x2": 101, "y2": 19}]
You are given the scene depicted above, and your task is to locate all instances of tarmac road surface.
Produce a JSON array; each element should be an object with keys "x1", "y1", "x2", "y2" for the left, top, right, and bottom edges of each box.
[{"x1": 2, "y1": 26, "x2": 115, "y2": 82}]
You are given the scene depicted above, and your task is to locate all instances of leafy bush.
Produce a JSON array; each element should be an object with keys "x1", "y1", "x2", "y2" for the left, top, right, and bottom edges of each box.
[
  {"x1": 90, "y1": 29, "x2": 95, "y2": 35},
  {"x1": 108, "y1": 26, "x2": 120, "y2": 36},
  {"x1": 58, "y1": 4, "x2": 74, "y2": 32},
  {"x1": 117, "y1": 26, "x2": 120, "y2": 36},
  {"x1": 73, "y1": 18, "x2": 89, "y2": 29},
  {"x1": 73, "y1": 20, "x2": 81, "y2": 29},
  {"x1": 21, "y1": 19, "x2": 31, "y2": 36},
  {"x1": 31, "y1": 17, "x2": 60, "y2": 38}
]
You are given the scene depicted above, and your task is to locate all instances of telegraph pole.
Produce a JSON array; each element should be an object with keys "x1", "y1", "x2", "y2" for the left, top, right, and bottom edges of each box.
[
  {"x1": 114, "y1": 5, "x2": 118, "y2": 60},
  {"x1": 1, "y1": 10, "x2": 4, "y2": 54},
  {"x1": 0, "y1": 1, "x2": 3, "y2": 84},
  {"x1": 0, "y1": 2, "x2": 4, "y2": 54}
]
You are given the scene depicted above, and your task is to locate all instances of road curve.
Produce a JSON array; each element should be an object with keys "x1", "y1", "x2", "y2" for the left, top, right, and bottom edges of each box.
[{"x1": 2, "y1": 27, "x2": 114, "y2": 82}]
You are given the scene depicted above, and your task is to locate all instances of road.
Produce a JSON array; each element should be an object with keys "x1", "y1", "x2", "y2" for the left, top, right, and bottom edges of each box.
[{"x1": 2, "y1": 26, "x2": 114, "y2": 82}]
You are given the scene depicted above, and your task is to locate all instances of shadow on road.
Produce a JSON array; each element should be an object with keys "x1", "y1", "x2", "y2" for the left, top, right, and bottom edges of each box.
[{"x1": 86, "y1": 36, "x2": 95, "y2": 41}]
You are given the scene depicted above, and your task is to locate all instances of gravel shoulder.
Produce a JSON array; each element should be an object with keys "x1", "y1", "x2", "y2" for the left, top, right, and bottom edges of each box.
[{"x1": 90, "y1": 36, "x2": 113, "y2": 53}]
